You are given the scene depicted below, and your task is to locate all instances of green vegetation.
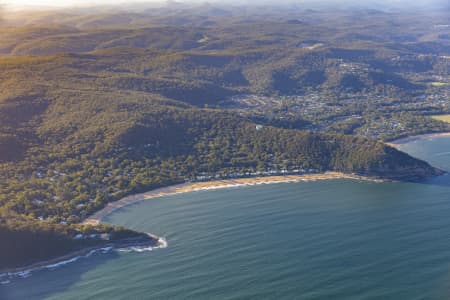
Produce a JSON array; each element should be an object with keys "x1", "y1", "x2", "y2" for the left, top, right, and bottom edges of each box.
[
  {"x1": 0, "y1": 4, "x2": 448, "y2": 270},
  {"x1": 431, "y1": 82, "x2": 447, "y2": 87},
  {"x1": 0, "y1": 208, "x2": 147, "y2": 270}
]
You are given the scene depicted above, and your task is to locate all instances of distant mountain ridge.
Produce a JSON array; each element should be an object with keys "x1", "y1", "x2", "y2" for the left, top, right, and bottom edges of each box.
[{"x1": 0, "y1": 5, "x2": 448, "y2": 270}]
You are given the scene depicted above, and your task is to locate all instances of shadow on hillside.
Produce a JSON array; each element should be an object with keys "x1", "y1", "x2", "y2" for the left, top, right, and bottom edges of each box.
[
  {"x1": 1, "y1": 250, "x2": 121, "y2": 300},
  {"x1": 412, "y1": 172, "x2": 450, "y2": 188}
]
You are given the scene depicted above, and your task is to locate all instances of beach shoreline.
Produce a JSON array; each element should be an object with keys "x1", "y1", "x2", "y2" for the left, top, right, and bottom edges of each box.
[
  {"x1": 5, "y1": 133, "x2": 449, "y2": 282},
  {"x1": 386, "y1": 132, "x2": 450, "y2": 147},
  {"x1": 1, "y1": 172, "x2": 379, "y2": 280},
  {"x1": 0, "y1": 233, "x2": 166, "y2": 279},
  {"x1": 83, "y1": 172, "x2": 381, "y2": 225}
]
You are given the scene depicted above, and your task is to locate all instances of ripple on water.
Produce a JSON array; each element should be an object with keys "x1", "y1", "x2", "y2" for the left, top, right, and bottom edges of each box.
[{"x1": 4, "y1": 136, "x2": 450, "y2": 300}]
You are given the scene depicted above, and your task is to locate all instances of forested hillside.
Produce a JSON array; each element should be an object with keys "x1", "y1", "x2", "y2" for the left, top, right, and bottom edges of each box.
[
  {"x1": 0, "y1": 52, "x2": 441, "y2": 226},
  {"x1": 0, "y1": 3, "x2": 447, "y2": 270}
]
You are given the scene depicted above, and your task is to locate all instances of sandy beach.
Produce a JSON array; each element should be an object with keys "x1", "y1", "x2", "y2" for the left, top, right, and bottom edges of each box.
[
  {"x1": 84, "y1": 131, "x2": 450, "y2": 225},
  {"x1": 1, "y1": 172, "x2": 376, "y2": 276},
  {"x1": 387, "y1": 132, "x2": 450, "y2": 147},
  {"x1": 84, "y1": 172, "x2": 379, "y2": 225}
]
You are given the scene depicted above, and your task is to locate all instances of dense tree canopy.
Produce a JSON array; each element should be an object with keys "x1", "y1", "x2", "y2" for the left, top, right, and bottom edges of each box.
[{"x1": 0, "y1": 4, "x2": 447, "y2": 270}]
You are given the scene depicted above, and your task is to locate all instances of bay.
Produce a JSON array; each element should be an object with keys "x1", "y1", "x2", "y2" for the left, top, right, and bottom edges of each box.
[{"x1": 3, "y1": 135, "x2": 450, "y2": 300}]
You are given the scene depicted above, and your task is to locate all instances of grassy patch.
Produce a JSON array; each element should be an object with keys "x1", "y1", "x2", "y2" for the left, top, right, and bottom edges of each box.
[
  {"x1": 430, "y1": 82, "x2": 448, "y2": 87},
  {"x1": 432, "y1": 115, "x2": 450, "y2": 123}
]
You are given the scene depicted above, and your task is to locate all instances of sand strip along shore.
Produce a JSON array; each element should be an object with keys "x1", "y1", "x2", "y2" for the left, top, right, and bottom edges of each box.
[
  {"x1": 386, "y1": 132, "x2": 450, "y2": 147},
  {"x1": 0, "y1": 173, "x2": 378, "y2": 277},
  {"x1": 83, "y1": 172, "x2": 381, "y2": 225}
]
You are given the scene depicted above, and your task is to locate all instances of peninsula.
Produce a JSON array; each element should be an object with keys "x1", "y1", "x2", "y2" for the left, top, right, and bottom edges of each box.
[{"x1": 0, "y1": 3, "x2": 448, "y2": 274}]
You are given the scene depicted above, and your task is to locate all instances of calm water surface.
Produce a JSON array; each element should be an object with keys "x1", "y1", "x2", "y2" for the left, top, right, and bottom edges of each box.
[{"x1": 2, "y1": 136, "x2": 450, "y2": 300}]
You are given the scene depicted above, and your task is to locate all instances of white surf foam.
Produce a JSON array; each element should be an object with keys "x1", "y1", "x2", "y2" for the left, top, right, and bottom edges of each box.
[
  {"x1": 117, "y1": 246, "x2": 153, "y2": 253},
  {"x1": 45, "y1": 256, "x2": 81, "y2": 270},
  {"x1": 0, "y1": 237, "x2": 168, "y2": 282},
  {"x1": 434, "y1": 151, "x2": 450, "y2": 157},
  {"x1": 157, "y1": 237, "x2": 168, "y2": 249}
]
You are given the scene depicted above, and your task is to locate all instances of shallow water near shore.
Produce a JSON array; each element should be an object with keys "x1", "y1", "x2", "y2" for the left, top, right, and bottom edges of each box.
[{"x1": 3, "y1": 135, "x2": 450, "y2": 300}]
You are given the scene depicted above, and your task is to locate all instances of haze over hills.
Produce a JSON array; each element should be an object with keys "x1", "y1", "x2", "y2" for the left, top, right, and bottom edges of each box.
[
  {"x1": 2, "y1": 0, "x2": 448, "y2": 9},
  {"x1": 0, "y1": 2, "x2": 448, "y2": 271}
]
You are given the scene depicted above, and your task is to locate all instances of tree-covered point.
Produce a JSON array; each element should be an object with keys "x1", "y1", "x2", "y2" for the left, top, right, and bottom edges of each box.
[
  {"x1": 0, "y1": 209, "x2": 148, "y2": 271},
  {"x1": 0, "y1": 4, "x2": 447, "y2": 269},
  {"x1": 0, "y1": 103, "x2": 441, "y2": 226}
]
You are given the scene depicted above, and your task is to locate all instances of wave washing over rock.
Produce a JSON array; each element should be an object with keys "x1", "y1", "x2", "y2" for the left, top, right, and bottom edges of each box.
[{"x1": 0, "y1": 237, "x2": 168, "y2": 285}]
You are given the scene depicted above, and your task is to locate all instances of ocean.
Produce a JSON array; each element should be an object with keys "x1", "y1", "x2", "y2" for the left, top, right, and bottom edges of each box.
[{"x1": 3, "y1": 135, "x2": 450, "y2": 300}]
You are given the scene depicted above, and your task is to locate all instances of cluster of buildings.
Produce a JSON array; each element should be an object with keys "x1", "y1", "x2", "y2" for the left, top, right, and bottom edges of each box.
[
  {"x1": 73, "y1": 233, "x2": 111, "y2": 241},
  {"x1": 193, "y1": 168, "x2": 319, "y2": 182}
]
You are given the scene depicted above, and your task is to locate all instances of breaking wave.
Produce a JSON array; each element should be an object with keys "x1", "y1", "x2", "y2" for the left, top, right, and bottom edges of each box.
[{"x1": 0, "y1": 237, "x2": 168, "y2": 284}]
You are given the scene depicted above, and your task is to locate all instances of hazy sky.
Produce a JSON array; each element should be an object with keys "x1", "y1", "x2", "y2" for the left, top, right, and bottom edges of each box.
[
  {"x1": 2, "y1": 0, "x2": 448, "y2": 9},
  {"x1": 2, "y1": 0, "x2": 149, "y2": 8}
]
